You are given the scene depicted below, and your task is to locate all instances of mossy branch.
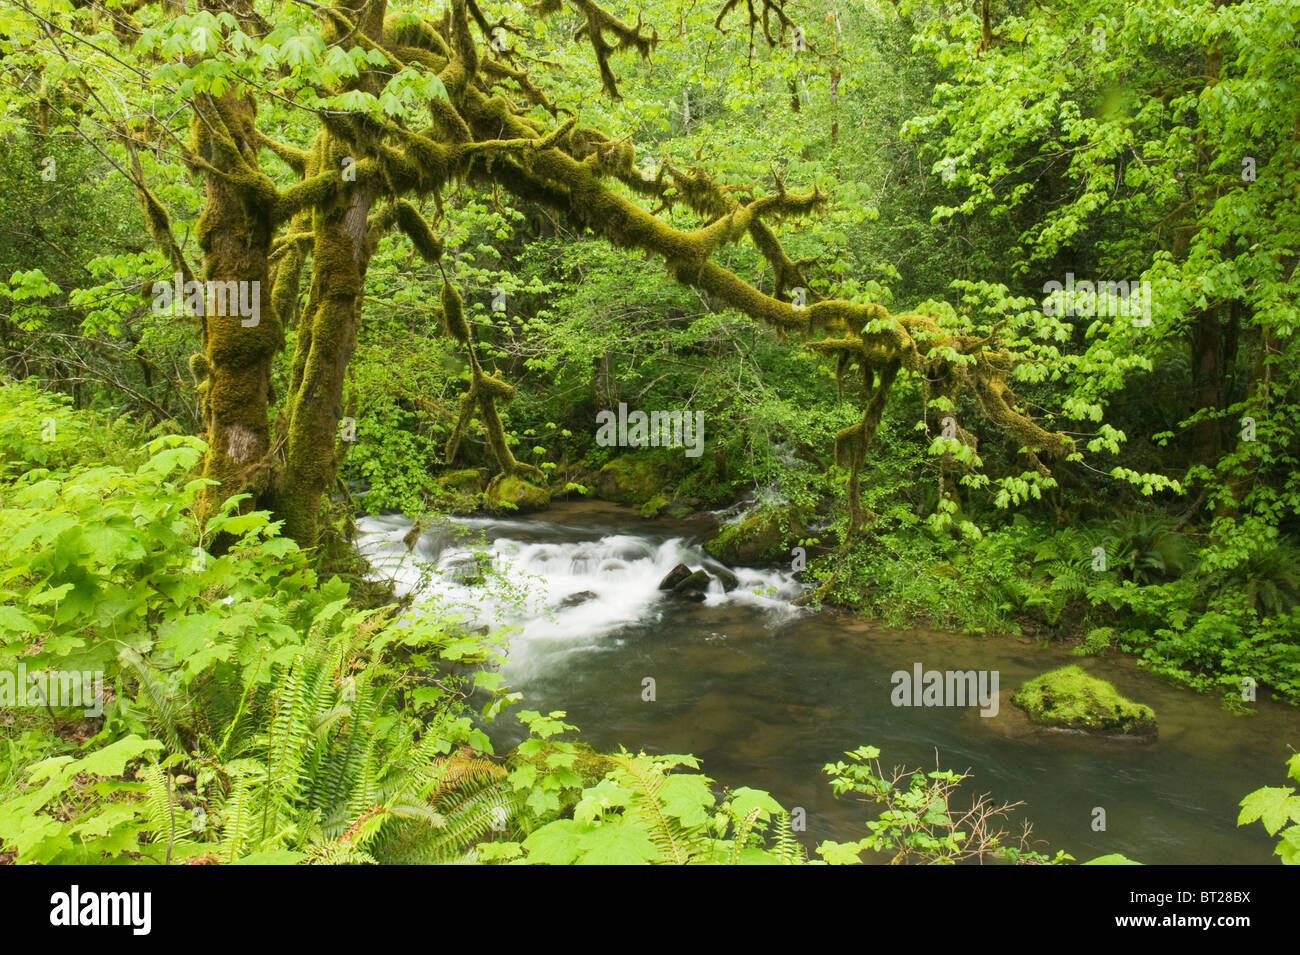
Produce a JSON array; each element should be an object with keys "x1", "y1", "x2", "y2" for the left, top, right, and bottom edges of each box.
[
  {"x1": 256, "y1": 130, "x2": 311, "y2": 174},
  {"x1": 714, "y1": 0, "x2": 797, "y2": 49},
  {"x1": 566, "y1": 0, "x2": 657, "y2": 98}
]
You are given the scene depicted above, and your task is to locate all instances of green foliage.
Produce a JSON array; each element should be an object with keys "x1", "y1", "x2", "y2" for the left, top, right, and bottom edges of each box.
[
  {"x1": 1, "y1": 0, "x2": 1296, "y2": 872},
  {"x1": 0, "y1": 389, "x2": 515, "y2": 863},
  {"x1": 815, "y1": 746, "x2": 1070, "y2": 865},
  {"x1": 1073, "y1": 627, "x2": 1117, "y2": 658},
  {"x1": 0, "y1": 379, "x2": 143, "y2": 479},
  {"x1": 1101, "y1": 513, "x2": 1197, "y2": 585},
  {"x1": 508, "y1": 747, "x2": 805, "y2": 866},
  {"x1": 1238, "y1": 754, "x2": 1300, "y2": 865},
  {"x1": 0, "y1": 736, "x2": 163, "y2": 863}
]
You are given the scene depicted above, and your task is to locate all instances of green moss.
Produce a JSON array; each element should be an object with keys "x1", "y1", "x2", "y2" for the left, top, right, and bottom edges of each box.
[
  {"x1": 706, "y1": 505, "x2": 805, "y2": 566},
  {"x1": 595, "y1": 453, "x2": 683, "y2": 507},
  {"x1": 1012, "y1": 665, "x2": 1157, "y2": 736},
  {"x1": 640, "y1": 494, "x2": 669, "y2": 518},
  {"x1": 433, "y1": 468, "x2": 488, "y2": 514},
  {"x1": 441, "y1": 280, "x2": 469, "y2": 343},
  {"x1": 394, "y1": 199, "x2": 443, "y2": 262},
  {"x1": 439, "y1": 468, "x2": 488, "y2": 492},
  {"x1": 570, "y1": 743, "x2": 618, "y2": 786},
  {"x1": 485, "y1": 473, "x2": 550, "y2": 513}
]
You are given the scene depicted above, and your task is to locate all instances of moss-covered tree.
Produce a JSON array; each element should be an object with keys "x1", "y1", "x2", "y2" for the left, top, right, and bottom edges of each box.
[{"x1": 8, "y1": 0, "x2": 1077, "y2": 547}]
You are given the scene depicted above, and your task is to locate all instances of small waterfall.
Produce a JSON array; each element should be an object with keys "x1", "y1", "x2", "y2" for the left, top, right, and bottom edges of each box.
[{"x1": 355, "y1": 513, "x2": 805, "y2": 650}]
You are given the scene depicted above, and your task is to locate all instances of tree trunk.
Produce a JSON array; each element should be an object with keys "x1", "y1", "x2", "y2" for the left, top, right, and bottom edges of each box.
[
  {"x1": 275, "y1": 137, "x2": 380, "y2": 545},
  {"x1": 191, "y1": 91, "x2": 281, "y2": 521},
  {"x1": 1189, "y1": 306, "x2": 1224, "y2": 462}
]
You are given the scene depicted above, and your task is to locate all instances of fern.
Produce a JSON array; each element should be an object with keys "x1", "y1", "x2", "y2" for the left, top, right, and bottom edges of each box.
[
  {"x1": 120, "y1": 651, "x2": 187, "y2": 755},
  {"x1": 769, "y1": 811, "x2": 805, "y2": 864},
  {"x1": 727, "y1": 806, "x2": 763, "y2": 864}
]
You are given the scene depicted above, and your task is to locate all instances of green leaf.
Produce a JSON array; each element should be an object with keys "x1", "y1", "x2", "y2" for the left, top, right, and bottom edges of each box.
[
  {"x1": 726, "y1": 786, "x2": 785, "y2": 822},
  {"x1": 573, "y1": 779, "x2": 634, "y2": 823},
  {"x1": 521, "y1": 819, "x2": 588, "y2": 865},
  {"x1": 1238, "y1": 786, "x2": 1300, "y2": 836},
  {"x1": 77, "y1": 736, "x2": 164, "y2": 777},
  {"x1": 658, "y1": 773, "x2": 715, "y2": 827},
  {"x1": 816, "y1": 838, "x2": 868, "y2": 865},
  {"x1": 0, "y1": 605, "x2": 39, "y2": 633},
  {"x1": 572, "y1": 819, "x2": 659, "y2": 864},
  {"x1": 1081, "y1": 853, "x2": 1142, "y2": 865}
]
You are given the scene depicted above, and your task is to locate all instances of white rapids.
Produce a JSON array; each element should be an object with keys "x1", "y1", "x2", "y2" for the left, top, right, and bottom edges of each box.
[{"x1": 355, "y1": 513, "x2": 806, "y2": 656}]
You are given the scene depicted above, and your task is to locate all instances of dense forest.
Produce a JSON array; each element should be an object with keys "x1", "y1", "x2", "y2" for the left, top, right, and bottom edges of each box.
[{"x1": 0, "y1": 0, "x2": 1297, "y2": 870}]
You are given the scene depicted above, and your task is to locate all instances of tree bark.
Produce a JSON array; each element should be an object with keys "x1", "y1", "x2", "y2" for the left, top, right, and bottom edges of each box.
[{"x1": 190, "y1": 91, "x2": 281, "y2": 521}]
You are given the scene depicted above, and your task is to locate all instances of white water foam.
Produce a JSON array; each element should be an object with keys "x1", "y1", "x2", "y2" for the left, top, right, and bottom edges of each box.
[{"x1": 355, "y1": 514, "x2": 805, "y2": 658}]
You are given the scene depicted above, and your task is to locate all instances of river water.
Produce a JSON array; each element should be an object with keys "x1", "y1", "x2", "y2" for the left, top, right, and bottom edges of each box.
[{"x1": 357, "y1": 501, "x2": 1298, "y2": 864}]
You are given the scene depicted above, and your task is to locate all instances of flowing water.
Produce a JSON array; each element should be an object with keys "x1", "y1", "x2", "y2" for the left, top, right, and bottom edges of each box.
[{"x1": 357, "y1": 501, "x2": 1299, "y2": 864}]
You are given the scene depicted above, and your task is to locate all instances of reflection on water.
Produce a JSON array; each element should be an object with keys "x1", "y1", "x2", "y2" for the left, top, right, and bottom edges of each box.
[{"x1": 357, "y1": 501, "x2": 1298, "y2": 864}]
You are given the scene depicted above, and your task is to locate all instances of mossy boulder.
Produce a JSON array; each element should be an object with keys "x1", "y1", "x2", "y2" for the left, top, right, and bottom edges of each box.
[
  {"x1": 641, "y1": 495, "x2": 702, "y2": 519},
  {"x1": 484, "y1": 473, "x2": 550, "y2": 513},
  {"x1": 1011, "y1": 665, "x2": 1157, "y2": 737},
  {"x1": 433, "y1": 468, "x2": 489, "y2": 513},
  {"x1": 569, "y1": 743, "x2": 620, "y2": 787},
  {"x1": 672, "y1": 569, "x2": 711, "y2": 600},
  {"x1": 439, "y1": 467, "x2": 489, "y2": 491},
  {"x1": 706, "y1": 505, "x2": 805, "y2": 566},
  {"x1": 595, "y1": 452, "x2": 683, "y2": 507},
  {"x1": 640, "y1": 494, "x2": 670, "y2": 518},
  {"x1": 661, "y1": 500, "x2": 699, "y2": 520}
]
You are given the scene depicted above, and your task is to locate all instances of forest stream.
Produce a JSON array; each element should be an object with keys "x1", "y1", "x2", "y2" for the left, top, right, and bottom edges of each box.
[{"x1": 357, "y1": 501, "x2": 1297, "y2": 864}]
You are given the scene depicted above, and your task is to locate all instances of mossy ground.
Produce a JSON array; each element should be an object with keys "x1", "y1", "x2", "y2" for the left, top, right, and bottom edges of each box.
[{"x1": 1011, "y1": 665, "x2": 1157, "y2": 736}]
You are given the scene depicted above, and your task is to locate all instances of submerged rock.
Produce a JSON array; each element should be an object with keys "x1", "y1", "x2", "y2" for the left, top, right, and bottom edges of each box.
[
  {"x1": 665, "y1": 504, "x2": 707, "y2": 519},
  {"x1": 658, "y1": 564, "x2": 693, "y2": 591},
  {"x1": 559, "y1": 590, "x2": 598, "y2": 608},
  {"x1": 676, "y1": 571, "x2": 717, "y2": 595},
  {"x1": 643, "y1": 496, "x2": 703, "y2": 520},
  {"x1": 659, "y1": 564, "x2": 712, "y2": 600},
  {"x1": 1012, "y1": 665, "x2": 1157, "y2": 737},
  {"x1": 673, "y1": 570, "x2": 712, "y2": 599},
  {"x1": 712, "y1": 567, "x2": 739, "y2": 592},
  {"x1": 445, "y1": 555, "x2": 492, "y2": 587}
]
